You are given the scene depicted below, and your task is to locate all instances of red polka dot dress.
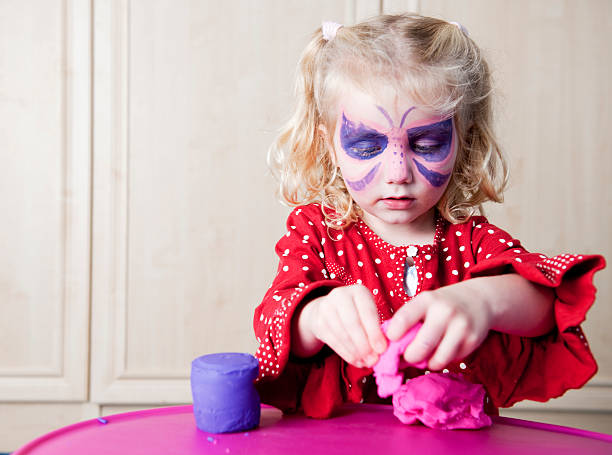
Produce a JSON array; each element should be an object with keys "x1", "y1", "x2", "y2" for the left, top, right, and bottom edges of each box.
[{"x1": 253, "y1": 203, "x2": 605, "y2": 418}]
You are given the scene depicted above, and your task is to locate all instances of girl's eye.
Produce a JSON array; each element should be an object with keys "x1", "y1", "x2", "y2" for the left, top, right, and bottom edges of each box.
[
  {"x1": 411, "y1": 139, "x2": 443, "y2": 153},
  {"x1": 351, "y1": 144, "x2": 382, "y2": 156}
]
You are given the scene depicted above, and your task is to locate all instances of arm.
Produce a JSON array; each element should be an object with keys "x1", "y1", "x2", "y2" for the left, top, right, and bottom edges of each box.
[
  {"x1": 385, "y1": 273, "x2": 555, "y2": 371},
  {"x1": 290, "y1": 292, "x2": 326, "y2": 358},
  {"x1": 475, "y1": 273, "x2": 555, "y2": 336},
  {"x1": 389, "y1": 216, "x2": 604, "y2": 407}
]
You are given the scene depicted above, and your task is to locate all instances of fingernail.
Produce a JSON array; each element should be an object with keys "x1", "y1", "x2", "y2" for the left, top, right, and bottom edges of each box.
[{"x1": 365, "y1": 354, "x2": 377, "y2": 366}]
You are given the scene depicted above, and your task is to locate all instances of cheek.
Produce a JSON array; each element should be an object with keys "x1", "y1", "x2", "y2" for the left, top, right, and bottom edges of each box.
[
  {"x1": 340, "y1": 160, "x2": 382, "y2": 192},
  {"x1": 335, "y1": 135, "x2": 384, "y2": 192}
]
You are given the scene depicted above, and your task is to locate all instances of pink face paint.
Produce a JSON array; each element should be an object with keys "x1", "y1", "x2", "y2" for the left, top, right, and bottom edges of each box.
[
  {"x1": 345, "y1": 162, "x2": 382, "y2": 191},
  {"x1": 332, "y1": 88, "x2": 459, "y2": 236},
  {"x1": 339, "y1": 114, "x2": 454, "y2": 188},
  {"x1": 340, "y1": 106, "x2": 424, "y2": 191}
]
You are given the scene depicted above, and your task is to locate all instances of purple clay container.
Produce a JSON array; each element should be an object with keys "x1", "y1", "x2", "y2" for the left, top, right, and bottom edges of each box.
[{"x1": 191, "y1": 352, "x2": 260, "y2": 433}]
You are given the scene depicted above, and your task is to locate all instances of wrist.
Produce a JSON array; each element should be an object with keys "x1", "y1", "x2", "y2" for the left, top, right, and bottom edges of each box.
[
  {"x1": 291, "y1": 294, "x2": 325, "y2": 358},
  {"x1": 457, "y1": 277, "x2": 497, "y2": 330}
]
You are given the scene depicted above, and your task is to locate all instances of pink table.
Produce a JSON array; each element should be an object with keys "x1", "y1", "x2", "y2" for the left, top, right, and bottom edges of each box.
[{"x1": 14, "y1": 404, "x2": 612, "y2": 455}]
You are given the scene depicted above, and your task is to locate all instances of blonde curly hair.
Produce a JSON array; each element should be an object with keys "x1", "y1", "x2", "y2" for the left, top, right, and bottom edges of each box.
[{"x1": 268, "y1": 13, "x2": 508, "y2": 229}]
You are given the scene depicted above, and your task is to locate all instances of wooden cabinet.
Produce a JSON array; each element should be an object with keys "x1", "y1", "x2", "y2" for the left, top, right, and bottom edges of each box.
[
  {"x1": 0, "y1": 0, "x2": 90, "y2": 402},
  {"x1": 1, "y1": 0, "x2": 611, "y2": 451}
]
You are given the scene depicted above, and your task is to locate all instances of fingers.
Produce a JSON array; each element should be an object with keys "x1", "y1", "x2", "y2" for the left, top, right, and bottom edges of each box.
[
  {"x1": 385, "y1": 298, "x2": 426, "y2": 341},
  {"x1": 426, "y1": 317, "x2": 467, "y2": 370},
  {"x1": 395, "y1": 289, "x2": 489, "y2": 370},
  {"x1": 402, "y1": 305, "x2": 447, "y2": 366},
  {"x1": 353, "y1": 286, "x2": 387, "y2": 355},
  {"x1": 312, "y1": 285, "x2": 384, "y2": 368},
  {"x1": 335, "y1": 297, "x2": 374, "y2": 367},
  {"x1": 312, "y1": 301, "x2": 363, "y2": 366}
]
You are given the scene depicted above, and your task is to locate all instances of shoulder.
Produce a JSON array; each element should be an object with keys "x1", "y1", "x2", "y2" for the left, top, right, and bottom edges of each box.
[
  {"x1": 283, "y1": 203, "x2": 361, "y2": 245},
  {"x1": 442, "y1": 214, "x2": 512, "y2": 234},
  {"x1": 440, "y1": 214, "x2": 490, "y2": 236},
  {"x1": 285, "y1": 203, "x2": 326, "y2": 228},
  {"x1": 442, "y1": 215, "x2": 518, "y2": 246},
  {"x1": 280, "y1": 204, "x2": 329, "y2": 245}
]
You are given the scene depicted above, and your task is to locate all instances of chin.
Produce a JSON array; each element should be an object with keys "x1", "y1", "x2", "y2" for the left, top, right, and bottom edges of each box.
[{"x1": 379, "y1": 211, "x2": 420, "y2": 225}]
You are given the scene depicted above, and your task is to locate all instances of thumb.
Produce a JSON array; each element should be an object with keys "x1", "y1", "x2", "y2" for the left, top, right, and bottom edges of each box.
[{"x1": 385, "y1": 297, "x2": 425, "y2": 341}]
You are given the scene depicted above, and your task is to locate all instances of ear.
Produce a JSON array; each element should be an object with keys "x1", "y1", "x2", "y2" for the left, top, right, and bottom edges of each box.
[{"x1": 318, "y1": 124, "x2": 338, "y2": 166}]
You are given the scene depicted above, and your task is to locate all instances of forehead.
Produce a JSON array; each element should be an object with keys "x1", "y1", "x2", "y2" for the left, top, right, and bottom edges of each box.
[{"x1": 332, "y1": 84, "x2": 446, "y2": 131}]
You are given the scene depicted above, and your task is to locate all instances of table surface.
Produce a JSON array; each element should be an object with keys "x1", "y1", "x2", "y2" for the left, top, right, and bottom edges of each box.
[{"x1": 14, "y1": 404, "x2": 612, "y2": 455}]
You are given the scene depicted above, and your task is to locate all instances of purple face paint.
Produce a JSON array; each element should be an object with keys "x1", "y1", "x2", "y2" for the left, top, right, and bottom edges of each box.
[
  {"x1": 399, "y1": 107, "x2": 417, "y2": 128},
  {"x1": 412, "y1": 159, "x2": 451, "y2": 187},
  {"x1": 340, "y1": 113, "x2": 388, "y2": 160},
  {"x1": 407, "y1": 118, "x2": 453, "y2": 163},
  {"x1": 376, "y1": 105, "x2": 394, "y2": 128},
  {"x1": 346, "y1": 162, "x2": 382, "y2": 191},
  {"x1": 377, "y1": 105, "x2": 417, "y2": 130}
]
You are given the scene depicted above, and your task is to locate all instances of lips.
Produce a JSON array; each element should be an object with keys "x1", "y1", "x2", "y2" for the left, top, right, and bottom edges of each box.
[{"x1": 382, "y1": 196, "x2": 414, "y2": 209}]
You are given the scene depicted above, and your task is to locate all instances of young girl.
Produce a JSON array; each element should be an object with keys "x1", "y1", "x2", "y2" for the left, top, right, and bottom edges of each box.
[{"x1": 253, "y1": 14, "x2": 605, "y2": 419}]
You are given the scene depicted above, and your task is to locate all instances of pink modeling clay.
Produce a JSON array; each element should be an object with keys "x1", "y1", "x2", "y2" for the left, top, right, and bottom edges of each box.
[
  {"x1": 373, "y1": 320, "x2": 492, "y2": 430},
  {"x1": 373, "y1": 320, "x2": 428, "y2": 397},
  {"x1": 392, "y1": 373, "x2": 492, "y2": 429}
]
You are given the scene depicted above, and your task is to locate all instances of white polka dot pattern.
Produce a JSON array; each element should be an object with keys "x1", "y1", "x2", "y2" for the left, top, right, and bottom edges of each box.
[{"x1": 253, "y1": 204, "x2": 603, "y2": 409}]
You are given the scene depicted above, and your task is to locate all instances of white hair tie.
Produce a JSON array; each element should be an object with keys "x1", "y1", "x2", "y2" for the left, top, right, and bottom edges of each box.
[
  {"x1": 449, "y1": 21, "x2": 469, "y2": 36},
  {"x1": 322, "y1": 21, "x2": 343, "y2": 41}
]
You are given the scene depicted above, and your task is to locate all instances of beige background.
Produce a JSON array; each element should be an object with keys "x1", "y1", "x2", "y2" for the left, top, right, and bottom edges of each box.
[{"x1": 0, "y1": 0, "x2": 610, "y2": 451}]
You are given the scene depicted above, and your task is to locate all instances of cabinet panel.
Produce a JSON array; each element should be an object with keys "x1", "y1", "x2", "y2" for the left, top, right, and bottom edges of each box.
[
  {"x1": 0, "y1": 0, "x2": 90, "y2": 400},
  {"x1": 91, "y1": 0, "x2": 349, "y2": 403}
]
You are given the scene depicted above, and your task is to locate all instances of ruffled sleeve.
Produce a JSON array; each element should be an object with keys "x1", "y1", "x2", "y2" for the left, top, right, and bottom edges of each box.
[
  {"x1": 463, "y1": 217, "x2": 606, "y2": 407},
  {"x1": 253, "y1": 206, "x2": 345, "y2": 415}
]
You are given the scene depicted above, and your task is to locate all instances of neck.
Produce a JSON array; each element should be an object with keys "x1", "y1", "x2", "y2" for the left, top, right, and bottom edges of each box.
[{"x1": 362, "y1": 208, "x2": 437, "y2": 246}]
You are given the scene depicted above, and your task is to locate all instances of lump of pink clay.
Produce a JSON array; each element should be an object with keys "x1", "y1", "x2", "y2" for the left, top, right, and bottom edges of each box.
[
  {"x1": 373, "y1": 320, "x2": 492, "y2": 430},
  {"x1": 373, "y1": 320, "x2": 428, "y2": 398},
  {"x1": 392, "y1": 372, "x2": 492, "y2": 430}
]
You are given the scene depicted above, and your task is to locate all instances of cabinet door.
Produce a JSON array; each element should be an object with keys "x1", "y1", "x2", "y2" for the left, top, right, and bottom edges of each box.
[
  {"x1": 0, "y1": 0, "x2": 91, "y2": 401},
  {"x1": 90, "y1": 0, "x2": 350, "y2": 404}
]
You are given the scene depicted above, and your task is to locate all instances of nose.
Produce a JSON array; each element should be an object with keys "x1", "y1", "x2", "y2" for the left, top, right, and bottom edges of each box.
[{"x1": 384, "y1": 130, "x2": 412, "y2": 184}]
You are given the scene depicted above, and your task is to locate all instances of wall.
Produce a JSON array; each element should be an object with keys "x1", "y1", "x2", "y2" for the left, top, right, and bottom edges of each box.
[{"x1": 0, "y1": 0, "x2": 610, "y2": 451}]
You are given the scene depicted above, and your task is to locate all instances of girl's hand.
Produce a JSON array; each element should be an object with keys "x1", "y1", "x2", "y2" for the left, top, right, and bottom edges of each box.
[
  {"x1": 385, "y1": 281, "x2": 494, "y2": 371},
  {"x1": 297, "y1": 285, "x2": 388, "y2": 368}
]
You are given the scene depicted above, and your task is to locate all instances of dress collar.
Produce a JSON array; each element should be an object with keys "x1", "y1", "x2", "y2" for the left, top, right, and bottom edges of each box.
[{"x1": 356, "y1": 211, "x2": 446, "y2": 255}]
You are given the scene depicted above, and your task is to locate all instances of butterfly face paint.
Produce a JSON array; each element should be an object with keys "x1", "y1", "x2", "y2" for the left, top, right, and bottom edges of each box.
[
  {"x1": 340, "y1": 113, "x2": 388, "y2": 160},
  {"x1": 407, "y1": 118, "x2": 453, "y2": 186},
  {"x1": 331, "y1": 87, "x2": 458, "y2": 239},
  {"x1": 339, "y1": 114, "x2": 388, "y2": 190},
  {"x1": 339, "y1": 112, "x2": 454, "y2": 190}
]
